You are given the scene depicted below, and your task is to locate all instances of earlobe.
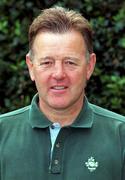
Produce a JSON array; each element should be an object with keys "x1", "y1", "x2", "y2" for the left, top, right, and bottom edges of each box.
[
  {"x1": 26, "y1": 54, "x2": 35, "y2": 81},
  {"x1": 87, "y1": 53, "x2": 96, "y2": 80}
]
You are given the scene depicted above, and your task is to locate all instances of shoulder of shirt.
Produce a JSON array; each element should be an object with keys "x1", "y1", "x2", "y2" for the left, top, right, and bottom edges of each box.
[
  {"x1": 89, "y1": 102, "x2": 125, "y2": 123},
  {"x1": 0, "y1": 105, "x2": 30, "y2": 122}
]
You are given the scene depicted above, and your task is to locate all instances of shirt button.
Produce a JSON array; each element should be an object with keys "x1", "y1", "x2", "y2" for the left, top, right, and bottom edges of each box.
[
  {"x1": 51, "y1": 125, "x2": 55, "y2": 129},
  {"x1": 54, "y1": 159, "x2": 59, "y2": 165},
  {"x1": 56, "y1": 143, "x2": 60, "y2": 148}
]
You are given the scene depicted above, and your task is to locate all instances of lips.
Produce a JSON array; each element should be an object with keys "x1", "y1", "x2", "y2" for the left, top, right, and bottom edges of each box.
[
  {"x1": 50, "y1": 85, "x2": 68, "y2": 91},
  {"x1": 51, "y1": 86, "x2": 67, "y2": 90}
]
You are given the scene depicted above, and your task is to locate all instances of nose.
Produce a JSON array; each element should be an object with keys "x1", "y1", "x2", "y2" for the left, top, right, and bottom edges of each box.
[{"x1": 52, "y1": 62, "x2": 66, "y2": 80}]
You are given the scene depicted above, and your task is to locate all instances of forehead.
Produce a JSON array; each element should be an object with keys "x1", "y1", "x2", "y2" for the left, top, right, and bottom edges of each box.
[{"x1": 32, "y1": 30, "x2": 86, "y2": 56}]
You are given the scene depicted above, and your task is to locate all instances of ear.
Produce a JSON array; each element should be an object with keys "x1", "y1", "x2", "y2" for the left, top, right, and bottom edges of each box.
[
  {"x1": 86, "y1": 53, "x2": 96, "y2": 80},
  {"x1": 26, "y1": 53, "x2": 35, "y2": 81}
]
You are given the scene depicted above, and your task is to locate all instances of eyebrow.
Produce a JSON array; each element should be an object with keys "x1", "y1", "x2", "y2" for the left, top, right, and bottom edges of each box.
[
  {"x1": 63, "y1": 56, "x2": 80, "y2": 61},
  {"x1": 38, "y1": 56, "x2": 80, "y2": 62},
  {"x1": 38, "y1": 56, "x2": 55, "y2": 61}
]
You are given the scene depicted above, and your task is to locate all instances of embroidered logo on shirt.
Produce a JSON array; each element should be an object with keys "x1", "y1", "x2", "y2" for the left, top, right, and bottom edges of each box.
[{"x1": 85, "y1": 157, "x2": 98, "y2": 172}]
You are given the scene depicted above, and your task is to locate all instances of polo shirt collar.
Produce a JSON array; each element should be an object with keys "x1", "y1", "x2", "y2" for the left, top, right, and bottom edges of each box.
[
  {"x1": 29, "y1": 94, "x2": 52, "y2": 128},
  {"x1": 29, "y1": 94, "x2": 93, "y2": 129},
  {"x1": 70, "y1": 97, "x2": 93, "y2": 128}
]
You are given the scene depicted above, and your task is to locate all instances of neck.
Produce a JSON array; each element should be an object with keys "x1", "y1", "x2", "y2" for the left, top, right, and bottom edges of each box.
[{"x1": 39, "y1": 97, "x2": 84, "y2": 127}]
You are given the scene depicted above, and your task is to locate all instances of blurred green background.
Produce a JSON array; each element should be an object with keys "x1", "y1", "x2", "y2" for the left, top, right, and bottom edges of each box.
[{"x1": 0, "y1": 0, "x2": 125, "y2": 115}]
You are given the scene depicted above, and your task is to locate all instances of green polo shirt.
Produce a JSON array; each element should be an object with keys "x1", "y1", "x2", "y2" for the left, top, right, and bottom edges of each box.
[{"x1": 0, "y1": 94, "x2": 125, "y2": 180}]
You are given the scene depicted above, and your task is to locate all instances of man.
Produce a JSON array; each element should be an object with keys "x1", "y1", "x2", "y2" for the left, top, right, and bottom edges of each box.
[{"x1": 0, "y1": 6, "x2": 125, "y2": 180}]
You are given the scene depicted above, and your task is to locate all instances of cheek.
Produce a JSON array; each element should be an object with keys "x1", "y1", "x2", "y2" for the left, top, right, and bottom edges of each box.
[
  {"x1": 69, "y1": 71, "x2": 86, "y2": 86},
  {"x1": 73, "y1": 68, "x2": 87, "y2": 80},
  {"x1": 34, "y1": 71, "x2": 51, "y2": 89}
]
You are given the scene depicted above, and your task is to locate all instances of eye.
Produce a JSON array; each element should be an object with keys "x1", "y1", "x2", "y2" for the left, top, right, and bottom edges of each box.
[
  {"x1": 39, "y1": 60, "x2": 53, "y2": 67},
  {"x1": 40, "y1": 61, "x2": 52, "y2": 65},
  {"x1": 65, "y1": 60, "x2": 77, "y2": 66}
]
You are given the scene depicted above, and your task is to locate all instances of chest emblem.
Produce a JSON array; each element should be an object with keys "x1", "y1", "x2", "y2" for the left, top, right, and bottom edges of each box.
[{"x1": 85, "y1": 156, "x2": 99, "y2": 172}]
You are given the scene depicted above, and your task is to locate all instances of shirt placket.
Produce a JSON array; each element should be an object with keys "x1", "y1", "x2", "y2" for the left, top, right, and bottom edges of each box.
[{"x1": 49, "y1": 128, "x2": 72, "y2": 174}]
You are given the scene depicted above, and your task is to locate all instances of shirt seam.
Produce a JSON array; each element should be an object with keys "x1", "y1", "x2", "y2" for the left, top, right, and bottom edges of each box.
[
  {"x1": 0, "y1": 106, "x2": 30, "y2": 119},
  {"x1": 92, "y1": 109, "x2": 125, "y2": 123}
]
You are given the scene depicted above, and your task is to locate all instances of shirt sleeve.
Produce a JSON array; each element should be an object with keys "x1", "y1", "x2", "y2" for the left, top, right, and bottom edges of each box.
[{"x1": 120, "y1": 122, "x2": 125, "y2": 180}]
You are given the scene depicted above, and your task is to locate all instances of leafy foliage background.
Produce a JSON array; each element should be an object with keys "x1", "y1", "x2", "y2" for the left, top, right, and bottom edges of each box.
[{"x1": 0, "y1": 0, "x2": 125, "y2": 115}]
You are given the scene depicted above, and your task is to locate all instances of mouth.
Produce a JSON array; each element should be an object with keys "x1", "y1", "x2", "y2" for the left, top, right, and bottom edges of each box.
[
  {"x1": 51, "y1": 86, "x2": 68, "y2": 90},
  {"x1": 50, "y1": 85, "x2": 68, "y2": 94}
]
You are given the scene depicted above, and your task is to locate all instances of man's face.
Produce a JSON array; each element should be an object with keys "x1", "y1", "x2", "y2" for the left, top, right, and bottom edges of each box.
[{"x1": 26, "y1": 30, "x2": 96, "y2": 111}]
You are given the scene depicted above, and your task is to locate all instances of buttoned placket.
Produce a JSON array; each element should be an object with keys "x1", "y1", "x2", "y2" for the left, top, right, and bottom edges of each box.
[
  {"x1": 49, "y1": 123, "x2": 61, "y2": 160},
  {"x1": 49, "y1": 127, "x2": 72, "y2": 174}
]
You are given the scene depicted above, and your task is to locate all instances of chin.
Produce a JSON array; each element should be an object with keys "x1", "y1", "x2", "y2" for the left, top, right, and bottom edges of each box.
[{"x1": 49, "y1": 102, "x2": 70, "y2": 110}]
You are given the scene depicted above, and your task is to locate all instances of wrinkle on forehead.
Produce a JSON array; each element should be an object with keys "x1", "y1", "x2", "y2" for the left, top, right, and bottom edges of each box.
[{"x1": 30, "y1": 30, "x2": 91, "y2": 63}]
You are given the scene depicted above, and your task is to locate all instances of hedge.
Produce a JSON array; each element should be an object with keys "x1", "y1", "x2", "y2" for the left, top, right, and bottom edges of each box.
[{"x1": 0, "y1": 0, "x2": 125, "y2": 115}]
